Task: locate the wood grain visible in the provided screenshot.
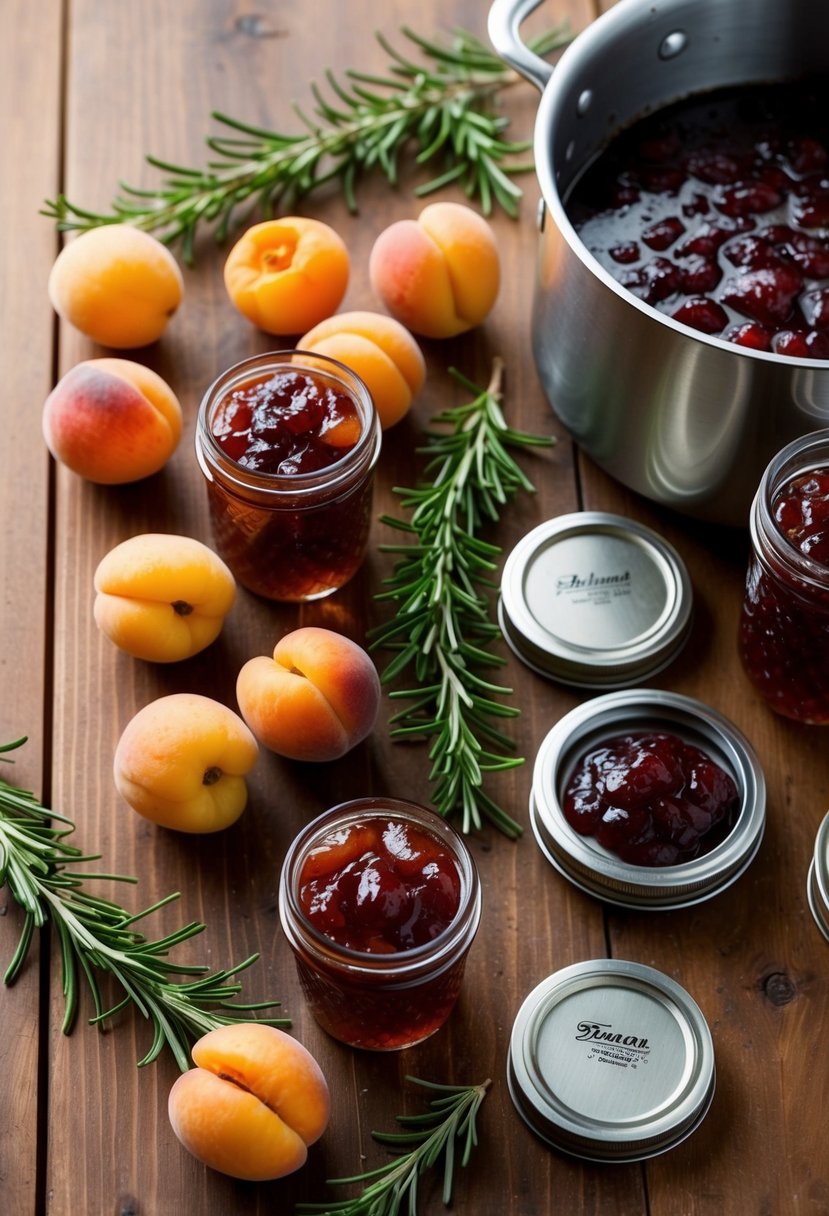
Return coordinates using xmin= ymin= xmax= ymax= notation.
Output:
xmin=3 ymin=0 xmax=828 ymax=1213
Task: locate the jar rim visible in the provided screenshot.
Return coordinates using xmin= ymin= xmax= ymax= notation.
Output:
xmin=751 ymin=428 xmax=829 ymax=593
xmin=278 ymin=797 xmax=482 ymax=978
xmin=196 ymin=349 xmax=381 ymax=499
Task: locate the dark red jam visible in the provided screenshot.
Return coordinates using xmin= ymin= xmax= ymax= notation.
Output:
xmin=562 ymin=731 xmax=739 ymax=866
xmin=203 ymin=366 xmax=376 ymax=601
xmin=298 ymin=819 xmax=461 ymax=954
xmin=739 ymin=466 xmax=829 ymax=722
xmin=212 ymin=368 xmax=362 ymax=473
xmin=567 ymin=76 xmax=829 ymax=358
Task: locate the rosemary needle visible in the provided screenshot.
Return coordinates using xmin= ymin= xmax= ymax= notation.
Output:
xmin=0 ymin=736 xmax=286 ymax=1072
xmin=296 ymin=1076 xmax=491 ymax=1216
xmin=41 ymin=24 xmax=570 ymax=262
xmin=370 ymin=359 xmax=554 ymax=839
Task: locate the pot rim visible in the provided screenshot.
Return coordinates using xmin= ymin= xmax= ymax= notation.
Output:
xmin=525 ymin=0 xmax=829 ymax=369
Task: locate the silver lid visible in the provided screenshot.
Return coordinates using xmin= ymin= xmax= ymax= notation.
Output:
xmin=508 ymin=959 xmax=716 ymax=1162
xmin=531 ymin=690 xmax=766 ymax=910
xmin=807 ymin=810 xmax=829 ymax=943
xmin=498 ymin=513 xmax=693 ymax=688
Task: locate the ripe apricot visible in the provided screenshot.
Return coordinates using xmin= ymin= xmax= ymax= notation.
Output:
xmin=168 ymin=1024 xmax=330 ymax=1181
xmin=42 ymin=358 xmax=182 ymax=484
xmin=236 ymin=626 xmax=381 ymax=762
xmin=94 ymin=533 xmax=236 ymax=662
xmin=369 ymin=201 xmax=500 ymax=338
xmin=47 ymin=224 xmax=183 ymax=348
xmin=224 ymin=217 xmax=349 ymax=335
xmin=298 ymin=310 xmax=426 ymax=429
xmin=114 ymin=693 xmax=258 ymax=833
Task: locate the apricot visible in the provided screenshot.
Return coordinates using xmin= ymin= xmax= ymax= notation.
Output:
xmin=369 ymin=201 xmax=500 ymax=338
xmin=236 ymin=626 xmax=380 ymax=762
xmin=224 ymin=217 xmax=349 ymax=335
xmin=298 ymin=310 xmax=426 ymax=430
xmin=42 ymin=358 xmax=182 ymax=484
xmin=168 ymin=1024 xmax=330 ymax=1181
xmin=47 ymin=224 xmax=183 ymax=348
xmin=114 ymin=693 xmax=258 ymax=833
xmin=94 ymin=533 xmax=236 ymax=663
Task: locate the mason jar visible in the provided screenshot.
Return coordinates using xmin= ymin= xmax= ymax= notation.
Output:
xmin=278 ymin=797 xmax=482 ymax=1051
xmin=739 ymin=430 xmax=829 ymax=723
xmin=195 ymin=351 xmax=380 ymax=602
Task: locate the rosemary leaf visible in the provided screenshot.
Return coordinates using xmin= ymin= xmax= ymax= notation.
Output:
xmin=295 ymin=1076 xmax=490 ymax=1216
xmin=0 ymin=737 xmax=287 ymax=1070
xmin=370 ymin=359 xmax=554 ymax=838
xmin=41 ymin=24 xmax=570 ymax=261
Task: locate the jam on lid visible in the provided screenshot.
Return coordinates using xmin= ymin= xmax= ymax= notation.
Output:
xmin=499 ymin=514 xmax=693 ymax=689
xmin=508 ymin=959 xmax=716 ymax=1162
xmin=530 ymin=690 xmax=766 ymax=909
xmin=807 ymin=809 xmax=829 ymax=943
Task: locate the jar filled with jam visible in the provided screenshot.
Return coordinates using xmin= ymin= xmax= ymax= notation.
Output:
xmin=195 ymin=352 xmax=380 ymax=601
xmin=739 ymin=430 xmax=829 ymax=723
xmin=278 ymin=797 xmax=481 ymax=1050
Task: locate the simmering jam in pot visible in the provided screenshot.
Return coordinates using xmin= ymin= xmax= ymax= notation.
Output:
xmin=740 ymin=435 xmax=829 ymax=722
xmin=279 ymin=800 xmax=481 ymax=1051
xmin=562 ymin=730 xmax=739 ymax=866
xmin=567 ymin=76 xmax=829 ymax=358
xmin=196 ymin=354 xmax=379 ymax=602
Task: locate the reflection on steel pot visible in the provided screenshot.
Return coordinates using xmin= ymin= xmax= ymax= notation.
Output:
xmin=488 ymin=0 xmax=829 ymax=526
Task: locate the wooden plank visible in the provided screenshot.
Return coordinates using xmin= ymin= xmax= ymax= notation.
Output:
xmin=577 ymin=457 xmax=829 ymax=1214
xmin=41 ymin=0 xmax=802 ymax=1213
xmin=0 ymin=2 xmax=63 ymax=1213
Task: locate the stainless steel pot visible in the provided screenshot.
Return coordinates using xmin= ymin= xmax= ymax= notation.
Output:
xmin=489 ymin=0 xmax=829 ymax=526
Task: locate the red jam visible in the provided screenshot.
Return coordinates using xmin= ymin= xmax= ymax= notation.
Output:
xmin=298 ymin=819 xmax=462 ymax=953
xmin=281 ymin=806 xmax=479 ymax=1051
xmin=739 ymin=465 xmax=829 ymax=722
xmin=198 ymin=361 xmax=378 ymax=602
xmin=563 ymin=731 xmax=739 ymax=866
xmin=567 ymin=76 xmax=829 ymax=358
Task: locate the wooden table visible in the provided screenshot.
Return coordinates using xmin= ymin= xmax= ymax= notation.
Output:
xmin=3 ymin=1 xmax=828 ymax=1213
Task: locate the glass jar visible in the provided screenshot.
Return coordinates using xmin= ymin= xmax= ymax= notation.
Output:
xmin=278 ymin=797 xmax=482 ymax=1051
xmin=195 ymin=351 xmax=381 ymax=602
xmin=739 ymin=429 xmax=829 ymax=723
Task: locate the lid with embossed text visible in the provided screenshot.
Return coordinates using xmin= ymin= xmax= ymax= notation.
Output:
xmin=498 ymin=513 xmax=693 ymax=688
xmin=507 ymin=959 xmax=716 ymax=1162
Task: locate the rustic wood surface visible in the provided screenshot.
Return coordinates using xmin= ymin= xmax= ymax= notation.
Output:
xmin=2 ymin=1 xmax=828 ymax=1214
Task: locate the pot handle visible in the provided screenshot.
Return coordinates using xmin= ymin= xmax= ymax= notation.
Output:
xmin=488 ymin=0 xmax=554 ymax=93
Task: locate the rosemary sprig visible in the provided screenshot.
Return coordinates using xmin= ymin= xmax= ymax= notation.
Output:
xmin=370 ymin=359 xmax=553 ymax=839
xmin=0 ymin=736 xmax=286 ymax=1072
xmin=41 ymin=23 xmax=570 ymax=262
xmin=296 ymin=1076 xmax=490 ymax=1216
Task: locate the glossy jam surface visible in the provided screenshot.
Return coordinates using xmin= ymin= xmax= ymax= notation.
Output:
xmin=212 ymin=369 xmax=362 ymax=474
xmin=298 ymin=818 xmax=461 ymax=954
xmin=204 ymin=366 xmax=374 ymax=601
xmin=740 ymin=466 xmax=829 ymax=722
xmin=567 ymin=77 xmax=829 ymax=358
xmin=563 ymin=731 xmax=739 ymax=866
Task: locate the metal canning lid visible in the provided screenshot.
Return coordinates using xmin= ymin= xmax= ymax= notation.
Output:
xmin=530 ymin=689 xmax=766 ymax=910
xmin=807 ymin=810 xmax=829 ymax=942
xmin=507 ymin=959 xmax=716 ymax=1163
xmin=498 ymin=512 xmax=693 ymax=688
